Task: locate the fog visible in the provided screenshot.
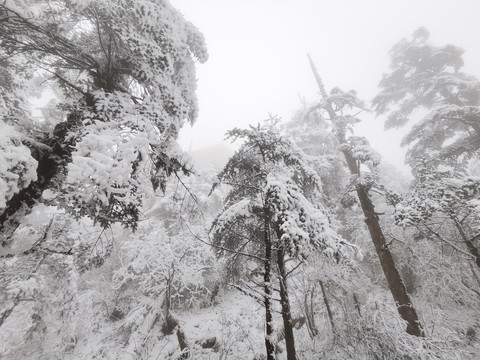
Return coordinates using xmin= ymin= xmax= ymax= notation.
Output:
xmin=173 ymin=0 xmax=480 ymax=174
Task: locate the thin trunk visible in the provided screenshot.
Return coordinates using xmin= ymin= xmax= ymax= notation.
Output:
xmin=461 ymin=237 xmax=480 ymax=270
xmin=0 ymin=254 xmax=45 ymax=328
xmin=276 ymin=248 xmax=297 ymax=360
xmin=451 ymin=216 xmax=480 ymax=270
xmin=176 ymin=327 xmax=189 ymax=359
xmin=0 ymin=295 xmax=21 ymax=328
xmin=0 ymin=222 xmax=50 ymax=327
xmin=319 ymin=280 xmax=335 ymax=334
xmin=162 ymin=263 xmax=178 ymax=335
xmin=308 ymin=54 xmax=424 ymax=337
xmin=263 ymin=213 xmax=276 ymax=360
xmin=304 ymin=289 xmax=319 ymax=338
xmin=353 ymin=293 xmax=362 ymax=317
xmin=469 ymin=263 xmax=480 ymax=289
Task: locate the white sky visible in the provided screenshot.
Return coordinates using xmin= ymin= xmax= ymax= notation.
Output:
xmin=172 ymin=0 xmax=480 ymax=174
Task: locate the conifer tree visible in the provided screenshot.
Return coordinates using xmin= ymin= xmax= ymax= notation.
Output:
xmin=374 ymin=28 xmax=480 ymax=272
xmin=211 ymin=123 xmax=346 ymax=359
xmin=373 ymin=27 xmax=480 ymax=168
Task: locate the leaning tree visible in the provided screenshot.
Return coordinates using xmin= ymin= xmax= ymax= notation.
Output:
xmin=306 ymin=55 xmax=424 ymax=337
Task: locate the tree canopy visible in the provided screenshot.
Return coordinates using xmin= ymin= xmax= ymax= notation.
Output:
xmin=373 ymin=27 xmax=480 ymax=168
xmin=0 ymin=0 xmax=207 ymax=238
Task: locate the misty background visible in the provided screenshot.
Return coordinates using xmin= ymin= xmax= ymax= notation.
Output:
xmin=173 ymin=0 xmax=480 ymax=174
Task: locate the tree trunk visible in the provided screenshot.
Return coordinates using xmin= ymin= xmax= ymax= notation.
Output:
xmin=464 ymin=238 xmax=480 ymax=270
xmin=0 ymin=108 xmax=85 ymax=244
xmin=353 ymin=292 xmax=362 ymax=317
xmin=307 ymin=54 xmax=424 ymax=337
xmin=176 ymin=326 xmax=190 ymax=359
xmin=276 ymin=248 xmax=297 ymax=360
xmin=263 ymin=214 xmax=276 ymax=360
xmin=452 ymin=217 xmax=480 ymax=270
xmin=0 ymin=253 xmax=45 ymax=328
xmin=319 ymin=280 xmax=335 ymax=335
xmin=355 ymin=183 xmax=423 ymax=336
xmin=304 ymin=289 xmax=319 ymax=338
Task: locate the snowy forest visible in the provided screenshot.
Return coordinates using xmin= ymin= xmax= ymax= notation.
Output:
xmin=1 ymin=1 xmax=480 ymax=359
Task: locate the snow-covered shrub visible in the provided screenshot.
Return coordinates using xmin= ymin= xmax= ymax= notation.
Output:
xmin=0 ymin=123 xmax=37 ymax=211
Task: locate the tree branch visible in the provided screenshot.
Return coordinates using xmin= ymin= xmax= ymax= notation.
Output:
xmin=185 ymin=223 xmax=266 ymax=262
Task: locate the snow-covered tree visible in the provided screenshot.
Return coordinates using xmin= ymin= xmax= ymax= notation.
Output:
xmin=371 ymin=30 xmax=480 ymax=351
xmin=0 ymin=209 xmax=115 ymax=358
xmin=0 ymin=0 xmax=207 ymax=242
xmin=395 ymin=161 xmax=480 ymax=270
xmin=374 ymin=26 xmax=480 ymax=300
xmin=373 ymin=27 xmax=480 ymax=169
xmin=211 ymin=123 xmax=346 ymax=360
xmin=0 ymin=164 xmax=224 ymax=359
xmin=0 ymin=123 xmax=38 ymax=212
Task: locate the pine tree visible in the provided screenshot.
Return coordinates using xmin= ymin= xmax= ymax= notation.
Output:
xmin=211 ymin=123 xmax=346 ymax=359
xmin=373 ymin=27 xmax=480 ymax=168
xmin=374 ymin=28 xmax=480 ymax=272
